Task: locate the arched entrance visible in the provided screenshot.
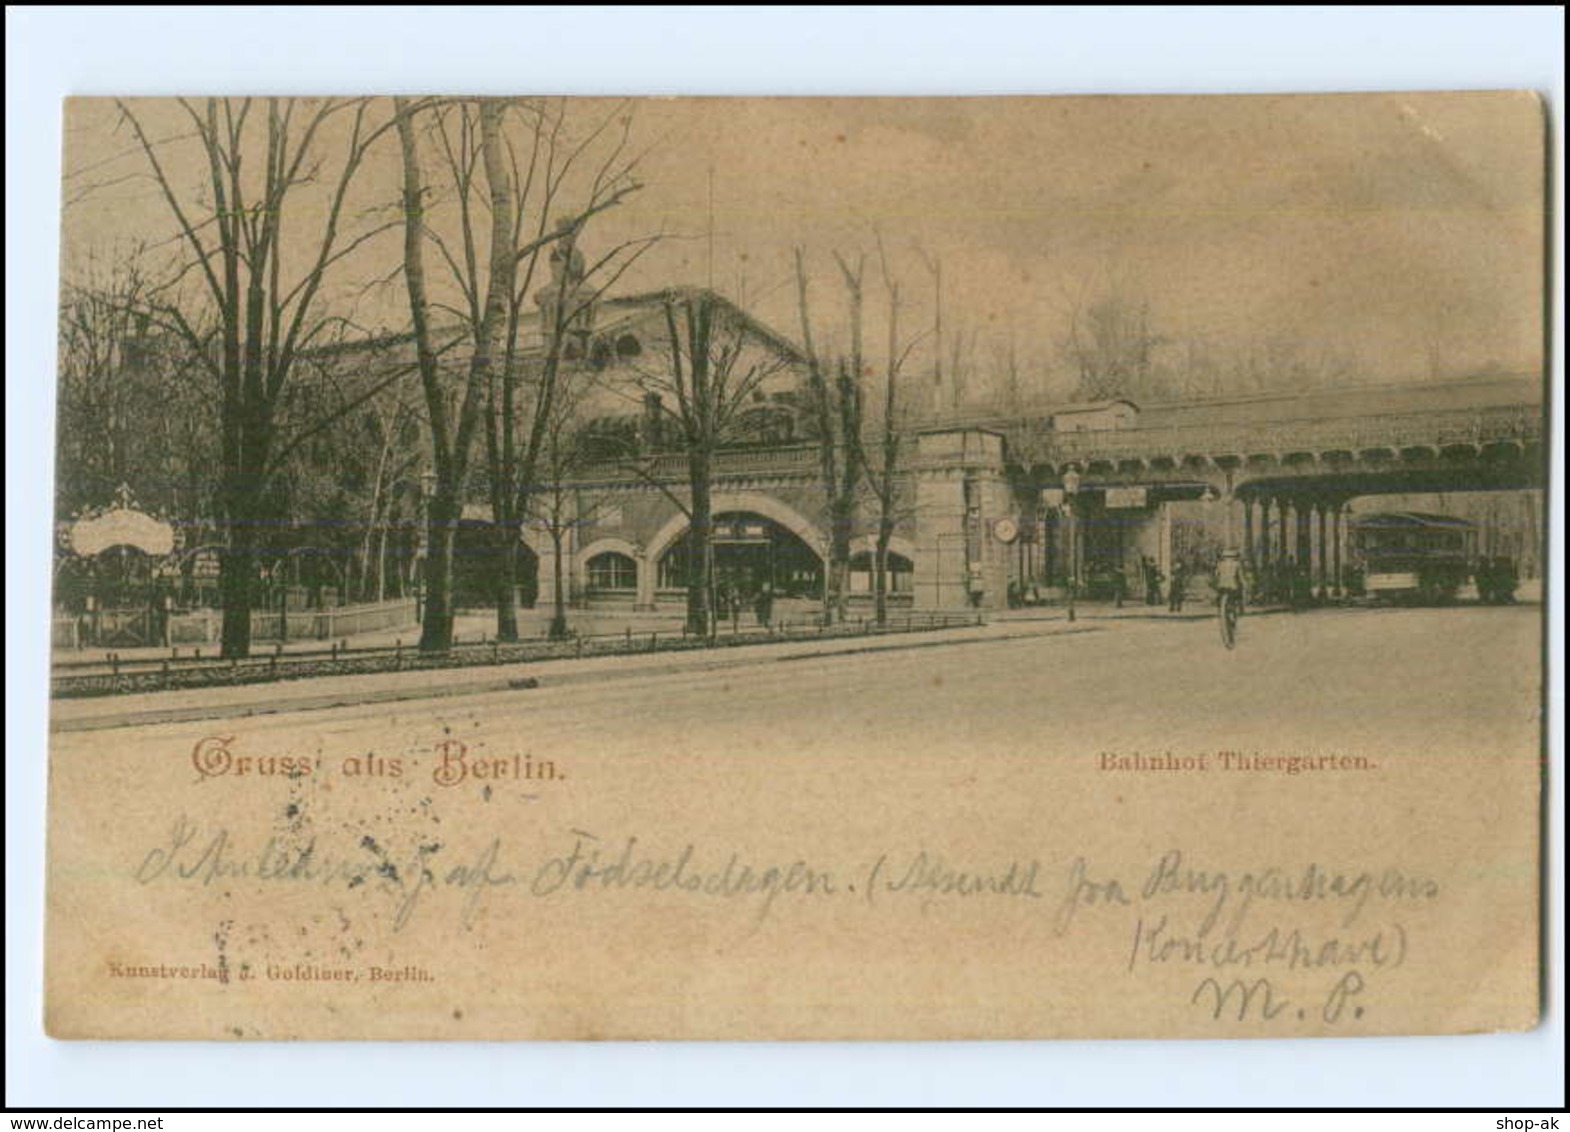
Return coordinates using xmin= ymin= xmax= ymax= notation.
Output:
xmin=450 ymin=519 xmax=539 ymax=610
xmin=657 ymin=511 xmax=825 ymax=603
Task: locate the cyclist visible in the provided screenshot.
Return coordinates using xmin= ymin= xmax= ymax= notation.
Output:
xmin=1214 ymin=549 xmax=1245 ymax=604
xmin=1214 ymin=549 xmax=1245 ymax=647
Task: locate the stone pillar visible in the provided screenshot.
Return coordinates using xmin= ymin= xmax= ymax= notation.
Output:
xmin=1315 ymin=505 xmax=1328 ymax=598
xmin=1074 ymin=499 xmax=1090 ymax=592
xmin=1039 ymin=511 xmax=1056 ymax=584
xmin=1332 ymin=504 xmax=1347 ymax=596
xmin=1308 ymin=502 xmax=1322 ymax=593
xmin=911 ymin=429 xmax=1009 ymax=610
xmin=634 ymin=549 xmax=656 ymax=611
xmin=1158 ymin=502 xmax=1173 ymax=584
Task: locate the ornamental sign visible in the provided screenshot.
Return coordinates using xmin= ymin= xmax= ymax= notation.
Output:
xmin=66 ymin=486 xmax=177 ymax=557
xmin=1104 ymin=486 xmax=1149 ymax=510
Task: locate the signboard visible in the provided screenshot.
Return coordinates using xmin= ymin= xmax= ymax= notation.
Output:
xmin=1104 ymin=486 xmax=1149 ymax=509
xmin=68 ymin=507 xmax=176 ymax=557
xmin=711 ymin=520 xmax=770 ymax=545
xmin=1040 ymin=488 xmax=1065 ymax=508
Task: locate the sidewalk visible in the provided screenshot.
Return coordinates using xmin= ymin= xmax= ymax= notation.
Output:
xmin=51 ymin=615 xmax=1103 ymax=733
xmin=990 ymin=602 xmax=1215 ymax=623
xmin=53 ymin=598 xmax=838 ymax=668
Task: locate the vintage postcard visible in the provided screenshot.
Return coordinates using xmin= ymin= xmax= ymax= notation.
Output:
xmin=45 ymin=92 xmax=1546 ymax=1040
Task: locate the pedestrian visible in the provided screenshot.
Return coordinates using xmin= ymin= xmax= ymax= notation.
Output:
xmin=1167 ymin=560 xmax=1187 ymax=612
xmin=1143 ymin=556 xmax=1163 ymax=606
xmin=754 ymin=583 xmax=774 ymax=629
xmin=1113 ymin=567 xmax=1127 ymax=609
xmin=1496 ymin=557 xmax=1519 ymax=604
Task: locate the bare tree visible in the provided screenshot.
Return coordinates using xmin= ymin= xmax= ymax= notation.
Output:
xmin=114 ymin=97 xmax=414 ymax=656
xmin=1224 ymin=335 xmax=1360 ymax=393
xmin=397 ymin=96 xmax=511 ymax=651
xmin=793 ymin=248 xmax=865 ymax=625
xmin=56 ymin=252 xmax=217 ymax=523
xmin=1059 ymin=285 xmax=1168 ymax=402
xmin=396 ymin=97 xmax=645 ymax=649
xmin=486 ymin=104 xmax=652 ymax=642
xmin=634 ymin=290 xmax=794 ymax=638
xmin=526 ymin=376 xmax=616 ymax=641
xmin=914 ymin=245 xmax=945 ymax=414
xmin=855 ymin=236 xmax=927 ymax=625
xmin=355 ymin=371 xmax=423 ymax=602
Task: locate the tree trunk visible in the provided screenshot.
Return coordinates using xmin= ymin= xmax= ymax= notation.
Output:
xmin=496 ymin=535 xmax=521 ymax=642
xmin=873 ymin=517 xmax=894 ymax=625
xmin=375 ymin=518 xmax=389 ymax=603
xmin=360 ymin=432 xmax=391 ymax=601
xmin=420 ymin=492 xmax=459 ymax=651
xmin=549 ymin=528 xmax=569 ymax=640
xmin=829 ymin=497 xmax=853 ymax=625
xmin=686 ymin=449 xmax=713 ymax=639
xmin=218 ymin=497 xmax=255 ymax=658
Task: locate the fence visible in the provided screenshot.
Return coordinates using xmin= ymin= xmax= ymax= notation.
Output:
xmin=90 ymin=598 xmax=421 ymax=648
xmin=51 ymin=610 xmax=983 ymax=699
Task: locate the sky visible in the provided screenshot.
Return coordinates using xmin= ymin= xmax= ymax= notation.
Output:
xmin=60 ymin=91 xmax=1546 ymax=399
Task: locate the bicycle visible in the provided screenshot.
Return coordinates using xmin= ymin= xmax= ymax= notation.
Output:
xmin=1217 ymin=589 xmax=1241 ymax=649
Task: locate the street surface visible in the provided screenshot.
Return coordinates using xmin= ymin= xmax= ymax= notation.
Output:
xmin=69 ymin=604 xmax=1541 ymax=765
xmin=44 ymin=601 xmax=1545 ymax=1043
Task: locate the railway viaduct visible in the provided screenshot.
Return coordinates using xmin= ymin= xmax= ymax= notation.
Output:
xmin=538 ymin=373 xmax=1544 ymax=612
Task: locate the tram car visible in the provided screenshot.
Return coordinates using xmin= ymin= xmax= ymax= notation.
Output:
xmin=1350 ymin=511 xmax=1476 ymax=604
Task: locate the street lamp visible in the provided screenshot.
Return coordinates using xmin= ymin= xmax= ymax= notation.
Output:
xmin=416 ymin=468 xmax=437 ymax=623
xmin=1062 ymin=466 xmax=1081 ymax=623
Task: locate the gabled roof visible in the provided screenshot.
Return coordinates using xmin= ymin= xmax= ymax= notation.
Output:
xmin=298 ymin=289 xmax=807 ymax=367
xmin=597 ymin=288 xmax=807 ymax=364
xmin=1049 ymin=399 xmax=1139 ymax=415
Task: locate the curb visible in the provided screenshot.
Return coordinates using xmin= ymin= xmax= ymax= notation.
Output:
xmin=50 ymin=621 xmax=1096 ymax=734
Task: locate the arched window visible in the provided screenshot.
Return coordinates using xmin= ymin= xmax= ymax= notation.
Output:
xmin=848 ymin=551 xmax=915 ymax=594
xmin=615 ymin=334 xmax=642 ymax=358
xmin=587 ymin=551 xmax=637 ymax=591
xmin=737 ymin=405 xmax=796 ymax=445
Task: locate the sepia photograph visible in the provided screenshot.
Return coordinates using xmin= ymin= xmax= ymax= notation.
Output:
xmin=39 ymin=87 xmax=1548 ymax=1044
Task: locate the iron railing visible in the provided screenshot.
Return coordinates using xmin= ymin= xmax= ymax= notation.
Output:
xmin=1037 ymin=405 xmax=1541 ymax=466
xmin=50 ymin=610 xmax=984 ymax=698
